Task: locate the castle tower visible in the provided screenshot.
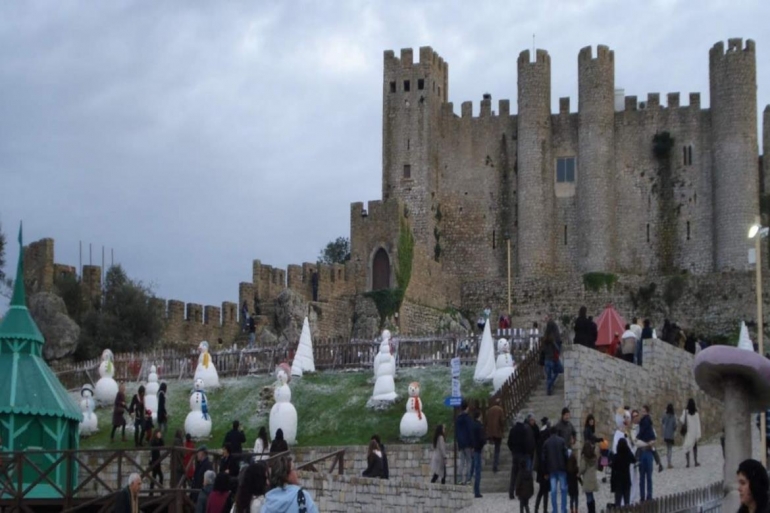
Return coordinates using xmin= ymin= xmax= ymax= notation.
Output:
xmin=516 ymin=49 xmax=553 ymax=275
xmin=764 ymin=105 xmax=770 ymax=193
xmin=577 ymin=45 xmax=616 ymax=272
xmin=710 ymin=39 xmax=759 ymax=270
xmin=382 ymin=47 xmax=448 ymax=245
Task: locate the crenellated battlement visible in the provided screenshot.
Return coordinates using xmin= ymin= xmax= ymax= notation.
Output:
xmin=710 ymin=38 xmax=755 ymax=60
xmin=443 ymin=97 xmax=514 ymax=120
xmin=384 ymin=46 xmax=447 ymax=73
xmin=622 ymin=92 xmax=702 ymax=112
xmin=578 ymin=44 xmax=614 ymax=63
xmin=517 ymin=48 xmax=551 ymax=66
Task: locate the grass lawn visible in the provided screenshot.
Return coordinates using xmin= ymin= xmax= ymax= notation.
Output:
xmin=79 ymin=366 xmax=490 ymax=449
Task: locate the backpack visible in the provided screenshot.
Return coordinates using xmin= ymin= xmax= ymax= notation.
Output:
xmin=297 ymin=488 xmax=308 ymax=513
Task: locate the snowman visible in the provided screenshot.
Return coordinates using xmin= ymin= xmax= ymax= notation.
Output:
xmin=373 ymin=330 xmax=393 ymax=377
xmin=492 ymin=338 xmax=517 ymax=393
xmin=94 ymin=349 xmax=119 ymax=406
xmin=184 ymin=378 xmax=212 ymax=439
xmin=369 ymin=336 xmax=397 ymax=405
xmin=144 ymin=365 xmax=160 ymax=421
xmin=79 ymin=384 xmax=98 ymax=436
xmin=400 ymin=381 xmax=428 ymax=441
xmin=193 ymin=341 xmax=220 ymax=389
xmin=269 ymin=363 xmax=297 ymax=445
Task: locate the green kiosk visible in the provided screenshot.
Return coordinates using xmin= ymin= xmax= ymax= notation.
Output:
xmin=0 ymin=225 xmax=81 ymax=498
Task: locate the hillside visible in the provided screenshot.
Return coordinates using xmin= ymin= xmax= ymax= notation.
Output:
xmin=78 ymin=366 xmax=489 ymax=449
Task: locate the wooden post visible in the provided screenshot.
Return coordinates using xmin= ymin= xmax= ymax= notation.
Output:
xmin=453 ymin=406 xmax=458 ymax=485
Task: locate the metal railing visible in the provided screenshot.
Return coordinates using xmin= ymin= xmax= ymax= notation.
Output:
xmin=602 ymin=481 xmax=723 ymax=513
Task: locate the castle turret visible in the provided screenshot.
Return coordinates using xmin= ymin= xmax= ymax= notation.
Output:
xmin=382 ymin=47 xmax=448 ymax=245
xmin=710 ymin=39 xmax=759 ymax=270
xmin=516 ymin=49 xmax=553 ymax=275
xmin=577 ymin=45 xmax=616 ymax=272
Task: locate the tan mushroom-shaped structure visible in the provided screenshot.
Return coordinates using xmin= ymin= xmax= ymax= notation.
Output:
xmin=694 ymin=340 xmax=770 ymax=512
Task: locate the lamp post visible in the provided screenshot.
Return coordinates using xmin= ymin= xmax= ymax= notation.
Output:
xmin=749 ymin=216 xmax=768 ymax=466
xmin=504 ymin=232 xmax=511 ymax=316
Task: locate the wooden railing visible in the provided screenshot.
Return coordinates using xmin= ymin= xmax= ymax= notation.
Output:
xmin=52 ymin=330 xmax=537 ymax=390
xmin=295 ymin=449 xmax=345 ymax=475
xmin=603 ymin=481 xmax=723 ymax=513
xmin=0 ymin=446 xmax=311 ymax=513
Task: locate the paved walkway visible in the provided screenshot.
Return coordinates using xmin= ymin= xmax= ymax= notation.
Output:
xmin=459 ymin=432 xmax=759 ymax=513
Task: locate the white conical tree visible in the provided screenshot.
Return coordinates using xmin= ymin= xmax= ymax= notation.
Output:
xmin=474 ymin=321 xmax=497 ymax=383
xmin=738 ymin=321 xmax=754 ymax=351
xmin=295 ymin=317 xmax=316 ymax=372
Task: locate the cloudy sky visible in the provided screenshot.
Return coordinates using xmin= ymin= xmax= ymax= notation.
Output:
xmin=1 ymin=0 xmax=768 ymax=312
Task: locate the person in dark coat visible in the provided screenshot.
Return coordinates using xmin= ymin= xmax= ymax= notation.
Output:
xmin=553 ymin=408 xmax=577 ymax=444
xmin=128 ymin=386 xmax=146 ymax=447
xmin=588 ymin=316 xmax=598 ymax=349
xmin=737 ymin=458 xmax=770 ymax=513
xmin=157 ymin=382 xmax=168 ymax=435
xmin=114 ymin=473 xmax=142 ymax=513
xmin=269 ymin=429 xmax=289 ymax=455
xmin=111 ymin=382 xmax=128 ymax=442
xmin=191 ymin=447 xmax=213 ymax=503
xmin=515 ymin=457 xmax=535 ymax=513
xmin=471 ymin=410 xmax=486 ymax=499
xmin=455 ymin=400 xmax=473 ymax=485
xmin=150 ymin=429 xmax=164 ymax=490
xmin=573 ymin=306 xmax=594 ymax=348
xmin=583 ymin=415 xmax=603 ymax=444
xmin=534 ymin=421 xmax=552 ymax=513
xmin=566 ymin=437 xmax=579 ymax=513
xmin=223 ymin=421 xmax=246 ymax=457
xmin=508 ymin=414 xmax=536 ymax=500
xmin=372 ymin=434 xmax=389 ymax=479
xmin=611 ymin=438 xmax=636 ymax=507
xmin=543 ymin=429 xmax=569 ymax=513
xmin=362 ymin=439 xmax=384 ymax=478
xmin=219 ymin=444 xmax=240 ymax=478
xmin=486 ymin=398 xmax=506 ymax=472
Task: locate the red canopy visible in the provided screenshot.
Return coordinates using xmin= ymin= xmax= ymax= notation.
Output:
xmin=595 ymin=305 xmax=626 ymax=348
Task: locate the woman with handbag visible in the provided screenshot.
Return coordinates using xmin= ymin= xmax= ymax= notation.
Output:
xmin=680 ymin=398 xmax=702 ymax=468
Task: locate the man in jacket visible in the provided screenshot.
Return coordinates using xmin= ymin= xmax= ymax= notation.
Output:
xmin=455 ymin=400 xmax=473 ymax=485
xmin=190 ymin=447 xmax=213 ymax=503
xmin=621 ymin=324 xmax=637 ymax=364
xmin=485 ymin=398 xmax=505 ymax=472
xmin=223 ymin=420 xmax=246 ymax=457
xmin=114 ymin=473 xmax=141 ymax=513
xmin=553 ymin=408 xmax=577 ymax=444
xmin=507 ymin=413 xmax=535 ymax=500
xmin=543 ymin=429 xmax=568 ymax=513
xmin=636 ymin=405 xmax=657 ymax=501
xmin=471 ymin=409 xmax=486 ymax=498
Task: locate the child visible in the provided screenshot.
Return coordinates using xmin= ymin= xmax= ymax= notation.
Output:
xmin=566 ymin=436 xmax=580 ymax=513
xmin=515 ymin=458 xmax=534 ymax=513
xmin=579 ymin=441 xmax=599 ymax=513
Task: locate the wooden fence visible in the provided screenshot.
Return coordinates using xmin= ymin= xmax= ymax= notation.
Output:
xmin=0 ymin=446 xmax=342 ymax=513
xmin=52 ymin=330 xmax=537 ymax=390
xmin=602 ymin=481 xmax=723 ymax=513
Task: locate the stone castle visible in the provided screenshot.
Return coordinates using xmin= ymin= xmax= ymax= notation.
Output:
xmin=22 ymin=38 xmax=770 ymax=348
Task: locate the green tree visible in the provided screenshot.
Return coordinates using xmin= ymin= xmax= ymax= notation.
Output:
xmin=318 ymin=236 xmax=350 ymax=265
xmin=0 ymin=223 xmax=12 ymax=300
xmin=74 ymin=264 xmax=163 ymax=360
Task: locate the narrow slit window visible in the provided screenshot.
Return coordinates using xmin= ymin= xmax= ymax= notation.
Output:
xmin=407 ymin=139 xmax=410 ymax=150
xmin=688 ymin=145 xmax=693 ymax=165
xmin=564 ymin=225 xmax=568 ymax=245
xmin=492 ymin=230 xmax=496 ymax=249
xmin=403 ymin=164 xmax=411 ymax=179
xmin=389 ymin=81 xmax=396 ymax=93
xmin=433 ymin=81 xmax=436 ymax=92
xmin=418 ymin=79 xmax=425 ymax=90
xmin=438 ymin=86 xmax=441 ymax=98
xmin=683 ymin=146 xmax=687 ymax=165
xmin=646 ymin=224 xmax=650 ymax=243
xmin=686 ymin=221 xmax=691 ymax=240
xmin=403 ymin=80 xmax=410 ymax=92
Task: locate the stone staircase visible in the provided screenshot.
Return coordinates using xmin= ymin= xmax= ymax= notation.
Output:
xmin=478 ymin=373 xmax=565 ymax=494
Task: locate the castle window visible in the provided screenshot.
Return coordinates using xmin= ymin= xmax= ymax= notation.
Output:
xmin=687 ymin=221 xmax=691 ymax=240
xmin=404 ymin=80 xmax=411 ymax=92
xmin=646 ymin=224 xmax=650 ymax=243
xmin=438 ymin=86 xmax=441 ymax=98
xmin=403 ymin=164 xmax=411 ymax=179
xmin=564 ymin=225 xmax=568 ymax=245
xmin=492 ymin=230 xmax=496 ymax=249
xmin=407 ymin=139 xmax=410 ymax=150
xmin=433 ymin=81 xmax=436 ymax=92
xmin=683 ymin=145 xmax=693 ymax=165
xmin=389 ymin=81 xmax=396 ymax=93
xmin=556 ymin=157 xmax=576 ymax=183
xmin=418 ymin=79 xmax=425 ymax=90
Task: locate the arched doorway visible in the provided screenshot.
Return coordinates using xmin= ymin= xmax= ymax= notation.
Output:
xmin=372 ymin=248 xmax=391 ymax=290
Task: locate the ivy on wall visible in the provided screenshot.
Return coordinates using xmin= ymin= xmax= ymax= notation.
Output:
xmin=582 ymin=272 xmax=618 ymax=292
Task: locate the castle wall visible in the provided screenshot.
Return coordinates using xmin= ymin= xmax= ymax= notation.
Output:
xmin=23 ymin=238 xmax=54 ymax=294
xmin=435 ymin=100 xmax=515 ymax=283
xmin=763 ymin=106 xmax=769 ymax=192
xmin=551 ymin=104 xmax=580 ymax=273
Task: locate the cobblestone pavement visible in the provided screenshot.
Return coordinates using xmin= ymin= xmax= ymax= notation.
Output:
xmin=459 ymin=432 xmax=760 ymax=513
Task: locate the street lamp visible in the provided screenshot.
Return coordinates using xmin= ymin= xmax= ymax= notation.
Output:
xmin=504 ymin=231 xmax=511 ymax=316
xmin=749 ymin=216 xmax=769 ymax=466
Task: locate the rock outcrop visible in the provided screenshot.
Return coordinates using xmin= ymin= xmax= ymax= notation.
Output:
xmin=29 ymin=292 xmax=80 ymax=360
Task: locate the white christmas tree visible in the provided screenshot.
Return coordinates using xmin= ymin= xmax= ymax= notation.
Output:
xmin=474 ymin=321 xmax=497 ymax=383
xmin=294 ymin=317 xmax=316 ymax=373
xmin=738 ymin=321 xmax=754 ymax=351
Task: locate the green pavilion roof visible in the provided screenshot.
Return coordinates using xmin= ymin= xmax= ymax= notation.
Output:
xmin=0 ymin=225 xmax=80 ymax=422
